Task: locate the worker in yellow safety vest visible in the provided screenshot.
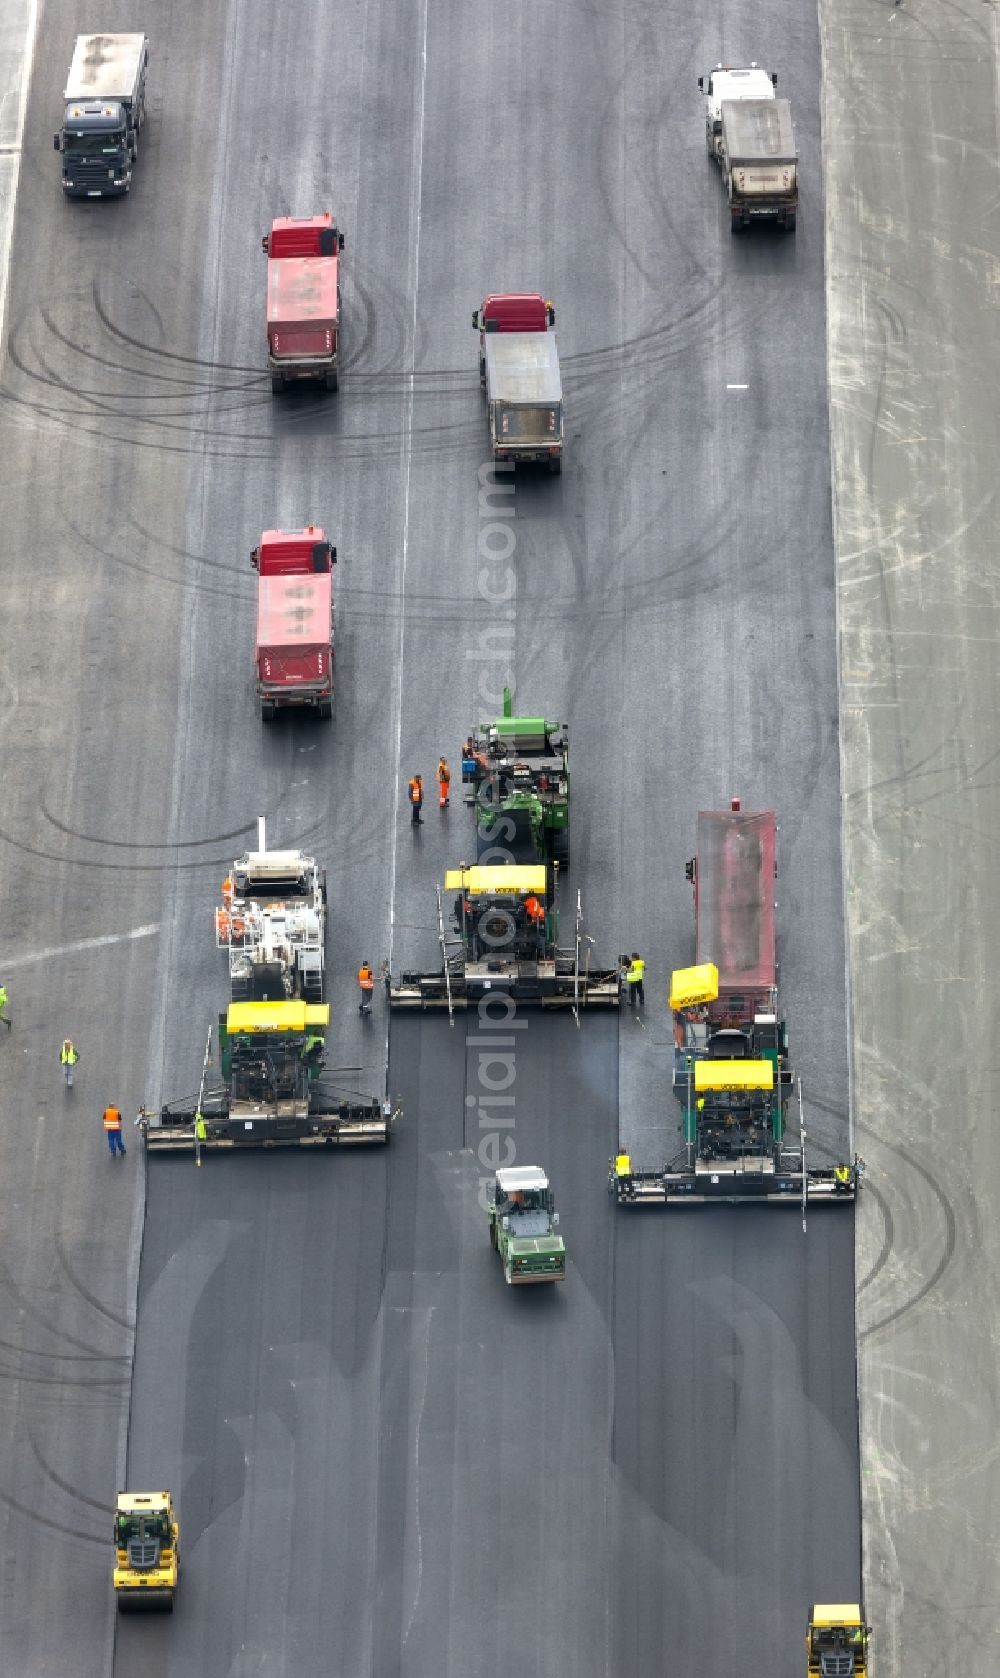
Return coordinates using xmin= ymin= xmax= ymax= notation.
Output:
xmin=613 ymin=1153 xmax=635 ymax=1199
xmin=626 ymin=953 xmax=645 ymax=1007
xmin=60 ymin=1039 xmax=80 ymax=1087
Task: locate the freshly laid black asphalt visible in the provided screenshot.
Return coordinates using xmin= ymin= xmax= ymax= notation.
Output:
xmin=0 ymin=0 xmax=863 ymax=1674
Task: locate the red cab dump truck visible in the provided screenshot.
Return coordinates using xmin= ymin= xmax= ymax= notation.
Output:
xmin=472 ymin=293 xmax=564 ymax=472
xmin=262 ymin=215 xmax=345 ymax=394
xmin=251 ymin=528 xmax=336 ymax=720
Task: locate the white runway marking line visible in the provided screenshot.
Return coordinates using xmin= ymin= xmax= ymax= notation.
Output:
xmin=387 ymin=0 xmax=430 ymax=967
xmin=4 ymin=924 xmax=161 ymax=968
xmin=726 ymin=382 xmax=749 ymax=390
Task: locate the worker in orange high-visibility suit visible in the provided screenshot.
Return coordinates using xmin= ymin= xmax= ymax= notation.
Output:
xmin=437 ymin=758 xmax=451 ymax=809
xmin=408 ymin=775 xmax=423 ymax=824
xmin=103 ymin=1105 xmax=126 ymax=1158
xmin=524 ymin=895 xmax=546 ymax=927
xmin=357 ymin=961 xmax=375 ymax=1015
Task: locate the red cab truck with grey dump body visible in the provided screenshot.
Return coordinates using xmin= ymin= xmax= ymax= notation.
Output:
xmin=262 ymin=216 xmax=345 ymax=393
xmin=472 ymin=293 xmax=564 ymax=473
xmin=251 ymin=528 xmax=336 ymax=720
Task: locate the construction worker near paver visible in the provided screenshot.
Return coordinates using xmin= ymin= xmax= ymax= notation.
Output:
xmin=357 ymin=961 xmax=375 ymax=1015
xmin=300 ymin=1031 xmax=325 ymax=1070
xmin=194 ymin=1110 xmax=208 ymax=1165
xmin=103 ymin=1105 xmax=126 ymax=1158
xmin=408 ymin=774 xmax=423 ymax=824
xmin=0 ymin=984 xmax=10 ymax=1030
xmin=437 ymin=757 xmax=451 ymax=809
xmin=626 ymin=952 xmax=645 ymax=1007
xmin=614 ymin=1153 xmax=635 ymax=1199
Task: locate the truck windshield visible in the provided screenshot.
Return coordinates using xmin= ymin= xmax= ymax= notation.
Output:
xmin=64 ymin=132 xmax=124 ymax=156
xmin=499 ymin=406 xmax=562 ymax=441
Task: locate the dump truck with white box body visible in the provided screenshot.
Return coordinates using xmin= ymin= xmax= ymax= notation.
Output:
xmin=697 ymin=63 xmax=797 ymax=231
xmin=54 ymin=34 xmax=148 ymax=198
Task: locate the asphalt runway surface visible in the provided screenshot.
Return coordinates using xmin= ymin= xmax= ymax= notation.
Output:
xmin=0 ymin=0 xmax=861 ymax=1673
xmin=822 ymin=0 xmax=1000 ymax=1672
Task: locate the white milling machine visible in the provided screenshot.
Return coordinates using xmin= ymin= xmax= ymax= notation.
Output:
xmin=215 ymin=818 xmax=327 ymax=1001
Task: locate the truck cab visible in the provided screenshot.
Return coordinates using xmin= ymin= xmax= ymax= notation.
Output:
xmin=251 ymin=527 xmax=336 ymax=575
xmin=56 ymin=102 xmax=132 ymax=194
xmin=697 ymin=62 xmax=777 ymax=160
xmin=488 ymin=1166 xmax=565 ymax=1284
xmin=472 ymin=293 xmax=563 ymax=473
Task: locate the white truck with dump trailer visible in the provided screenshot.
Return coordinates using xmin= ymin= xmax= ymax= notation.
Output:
xmin=697 ymin=64 xmax=797 ymax=232
xmin=54 ymin=34 xmax=148 ymax=199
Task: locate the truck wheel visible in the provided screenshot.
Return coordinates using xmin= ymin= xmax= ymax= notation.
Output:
xmin=318 ymin=699 xmax=333 ymax=720
xmin=548 ymin=456 xmax=561 ymax=475
xmin=261 ymin=701 xmax=275 ymax=722
xmin=271 ymin=375 xmax=284 ymax=395
xmin=325 ymin=371 xmax=339 ymax=393
xmin=131 ymin=135 xmax=139 ymax=163
xmin=784 ymin=214 xmax=796 ymax=233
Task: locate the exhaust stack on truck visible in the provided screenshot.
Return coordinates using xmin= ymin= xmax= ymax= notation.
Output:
xmin=54 ymin=33 xmax=148 ymax=198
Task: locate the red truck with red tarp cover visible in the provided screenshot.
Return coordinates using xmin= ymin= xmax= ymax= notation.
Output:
xmin=251 ymin=527 xmax=336 ymax=720
xmin=263 ymin=215 xmax=345 ymax=394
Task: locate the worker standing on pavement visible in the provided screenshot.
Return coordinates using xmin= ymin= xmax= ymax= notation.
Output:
xmin=437 ymin=757 xmax=451 ymax=808
xmin=408 ymin=774 xmax=424 ymax=824
xmin=357 ymin=961 xmax=375 ymax=1015
xmin=103 ymin=1105 xmax=126 ymax=1158
xmin=0 ymin=983 xmax=11 ymax=1030
xmin=60 ymin=1039 xmax=80 ymax=1086
xmin=626 ymin=952 xmax=645 ymax=1007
